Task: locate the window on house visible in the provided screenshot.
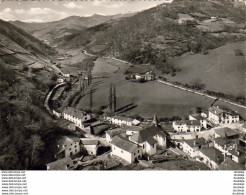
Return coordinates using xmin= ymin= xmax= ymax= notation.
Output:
xmin=75 ymin=149 xmax=77 ymax=153
xmin=138 ymin=150 xmax=139 ymax=153
xmin=143 ymin=145 xmax=144 ymax=149
xmin=74 ymin=145 xmax=77 ymax=148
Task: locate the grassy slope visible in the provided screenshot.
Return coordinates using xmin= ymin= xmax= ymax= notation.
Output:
xmin=167 ymin=41 xmax=246 ymax=97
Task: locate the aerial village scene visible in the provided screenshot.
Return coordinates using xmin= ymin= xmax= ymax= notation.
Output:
xmin=0 ymin=0 xmax=245 ymax=171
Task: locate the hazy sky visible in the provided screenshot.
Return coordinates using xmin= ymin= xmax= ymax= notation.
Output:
xmin=0 ymin=0 xmax=172 ymax=23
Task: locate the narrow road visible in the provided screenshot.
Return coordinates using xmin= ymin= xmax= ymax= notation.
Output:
xmin=44 ymin=82 xmax=66 ymax=115
xmin=157 ymin=79 xmax=246 ymax=109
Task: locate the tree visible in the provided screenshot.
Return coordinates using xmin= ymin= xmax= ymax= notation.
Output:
xmin=89 ymin=86 xmax=93 ymax=110
xmin=27 ymin=135 xmax=45 ymax=166
xmin=108 ymin=83 xmax=113 ymax=112
xmin=190 ymin=78 xmax=206 ymax=90
xmin=112 ymin=83 xmax=117 ymax=112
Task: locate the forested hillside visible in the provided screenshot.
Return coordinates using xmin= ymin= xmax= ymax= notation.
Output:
xmin=0 ymin=20 xmax=71 ymax=170
xmin=59 ymin=0 xmax=246 ymax=74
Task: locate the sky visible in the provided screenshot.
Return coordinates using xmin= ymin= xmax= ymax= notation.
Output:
xmin=0 ymin=0 xmax=172 ymax=23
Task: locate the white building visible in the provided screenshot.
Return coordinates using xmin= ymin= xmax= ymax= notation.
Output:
xmin=55 ymin=136 xmax=81 ymax=159
xmin=182 ymin=138 xmax=208 ymax=158
xmin=189 ymin=113 xmax=208 ymax=129
xmin=107 ymin=116 xmax=140 ymax=127
xmin=129 ymin=126 xmax=166 ymax=156
xmin=57 ymin=78 xmax=64 ymax=83
xmin=63 ymin=107 xmax=91 ymax=129
xmin=110 ymin=135 xmax=143 ymax=164
xmin=80 ymin=139 xmax=99 ymax=156
xmin=208 ymin=106 xmax=240 ymax=125
xmin=172 ymin=120 xmax=201 ymax=132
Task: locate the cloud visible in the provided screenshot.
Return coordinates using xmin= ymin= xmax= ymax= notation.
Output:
xmin=2 ymin=8 xmax=12 ymax=13
xmin=0 ymin=7 xmax=70 ymax=22
xmin=63 ymin=2 xmax=85 ymax=9
xmin=23 ymin=18 xmax=45 ymax=23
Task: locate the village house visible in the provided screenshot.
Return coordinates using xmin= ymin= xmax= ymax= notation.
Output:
xmin=198 ymin=147 xmax=224 ymax=170
xmin=135 ymin=71 xmax=155 ymax=81
xmin=214 ymin=127 xmax=240 ymax=139
xmin=80 ymin=139 xmax=99 ymax=156
xmin=107 ymin=116 xmax=140 ymax=127
xmin=110 ymin=135 xmax=143 ymax=164
xmin=182 ymin=138 xmax=208 ymax=158
xmin=80 ymin=118 xmax=99 ymax=133
xmin=189 ymin=113 xmax=208 ymax=129
xmin=213 ymin=137 xmax=237 ymax=155
xmin=63 ymin=107 xmax=91 ymax=129
xmin=218 ymin=158 xmax=244 ymax=170
xmin=57 ymin=77 xmax=64 ymax=83
xmin=46 ymin=157 xmax=74 ymax=170
xmin=208 ymin=106 xmax=240 ymax=125
xmin=227 ymin=146 xmax=246 ymax=165
xmin=129 ymin=125 xmax=167 ymax=156
xmin=172 ymin=120 xmax=201 ymax=132
xmin=105 ymin=128 xmax=126 ymax=144
xmin=123 ymin=126 xmax=143 ymax=136
xmin=55 ymin=136 xmax=81 ymax=159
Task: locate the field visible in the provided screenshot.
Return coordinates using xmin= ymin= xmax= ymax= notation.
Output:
xmin=73 ymin=57 xmax=245 ymax=119
xmin=167 ymin=41 xmax=245 ymax=97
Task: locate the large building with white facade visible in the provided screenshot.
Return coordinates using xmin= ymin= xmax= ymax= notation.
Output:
xmin=208 ymin=106 xmax=240 ymax=125
xmin=172 ymin=120 xmax=201 ymax=132
xmin=63 ymin=107 xmax=91 ymax=129
xmin=110 ymin=135 xmax=143 ymax=164
xmin=129 ymin=126 xmax=167 ymax=156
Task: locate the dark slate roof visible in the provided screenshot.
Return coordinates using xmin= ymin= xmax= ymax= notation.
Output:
xmin=106 ymin=128 xmax=126 ymax=137
xmin=214 ymin=128 xmax=240 ymax=138
xmin=112 ymin=116 xmax=133 ymax=122
xmin=146 ymin=137 xmax=157 ymax=145
xmin=209 ymin=106 xmax=238 ymax=116
xmin=184 ymin=138 xmax=207 ymax=148
xmin=200 ymin=147 xmax=224 ymax=165
xmin=81 ymin=139 xmax=98 ymax=145
xmin=214 ymin=138 xmax=237 ymax=150
xmin=56 ymin=136 xmax=80 ymax=155
xmin=122 ymin=126 xmax=143 ymax=132
xmin=219 ymin=158 xmax=244 ymax=170
xmin=111 ymin=135 xmax=138 ymax=153
xmin=130 ymin=125 xmax=166 ymax=143
xmin=46 ymin=158 xmax=73 ymax=170
xmin=63 ymin=107 xmax=88 ymax=119
xmin=173 ymin=120 xmax=200 ymax=126
xmin=190 ymin=113 xmax=206 ymax=120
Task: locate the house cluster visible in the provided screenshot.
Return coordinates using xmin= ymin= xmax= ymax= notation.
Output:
xmin=172 ymin=106 xmax=241 ymax=133
xmin=47 ymin=103 xmax=244 ymax=170
xmin=63 ymin=107 xmax=110 ymax=135
xmin=105 ymin=116 xmax=167 ymax=164
xmin=126 ymin=71 xmax=155 ymax=82
xmin=106 ymin=115 xmax=141 ymax=127
xmin=179 ymin=127 xmax=245 ymax=170
xmin=46 ymin=135 xmax=99 ymax=170
xmin=172 ymin=112 xmax=208 ymax=132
